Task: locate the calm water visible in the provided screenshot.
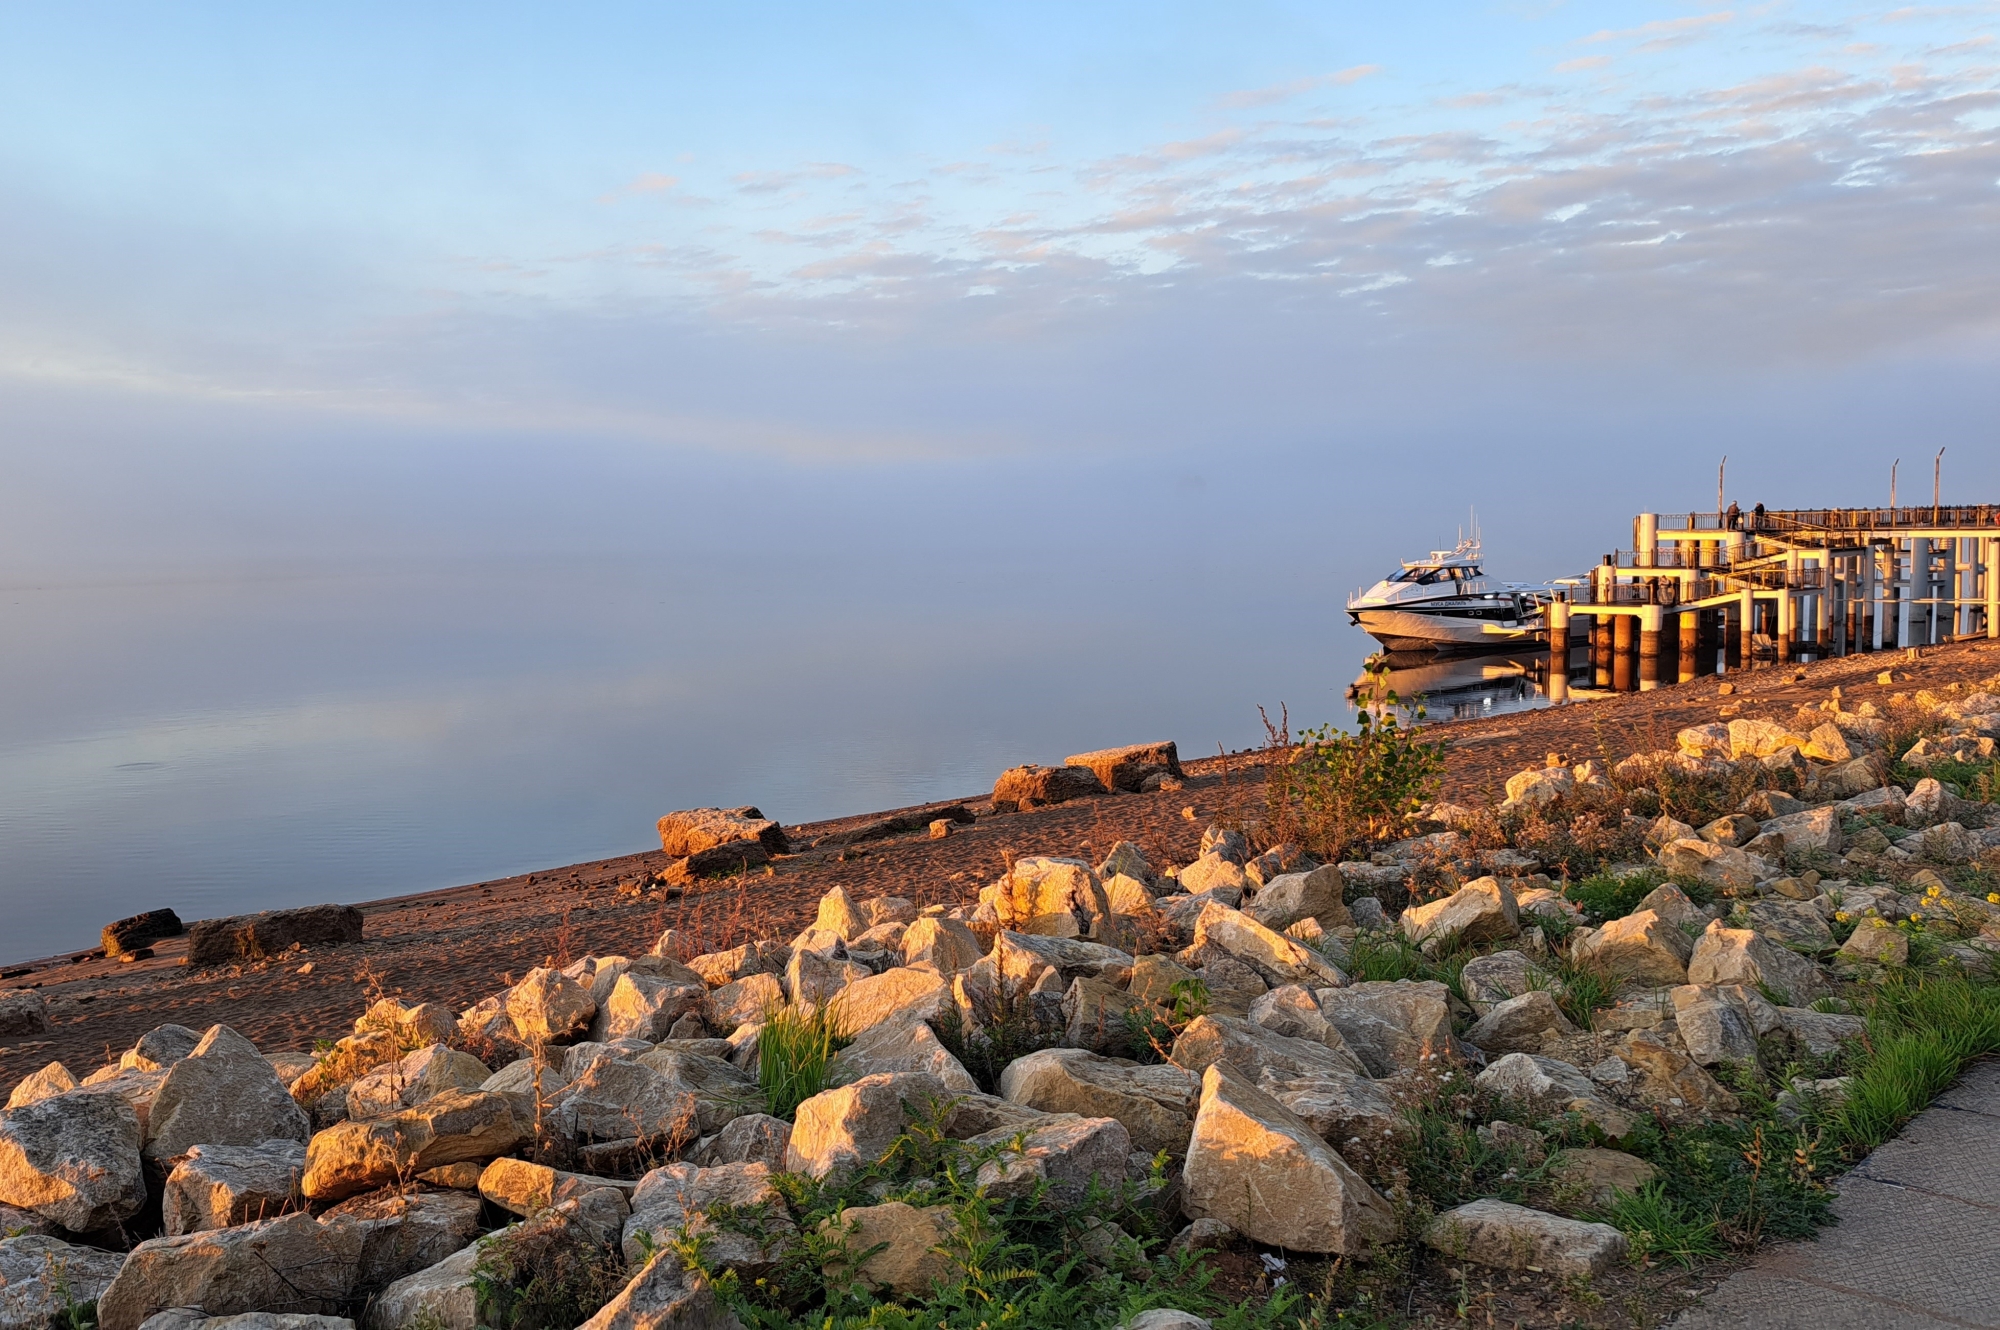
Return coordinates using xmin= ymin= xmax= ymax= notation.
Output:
xmin=1 ymin=554 xmax=1386 ymax=963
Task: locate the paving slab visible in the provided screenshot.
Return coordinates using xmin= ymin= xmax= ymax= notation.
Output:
xmin=1674 ymin=1056 xmax=2000 ymax=1330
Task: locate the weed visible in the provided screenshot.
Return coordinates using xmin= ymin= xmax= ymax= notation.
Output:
xmin=1263 ymin=671 xmax=1446 ymax=863
xmin=1597 ymin=1183 xmax=1723 ymax=1268
xmin=758 ymin=1002 xmax=851 ymax=1121
xmin=934 ymin=980 xmax=1066 ymax=1094
xmin=1836 ymin=973 xmax=2000 ymax=1150
xmin=471 ymin=1219 xmax=628 ymax=1330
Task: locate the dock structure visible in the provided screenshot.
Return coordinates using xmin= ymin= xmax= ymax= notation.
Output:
xmin=1546 ymin=505 xmax=2000 ymax=703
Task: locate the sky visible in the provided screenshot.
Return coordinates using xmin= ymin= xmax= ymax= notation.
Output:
xmin=2 ymin=0 xmax=1997 ymax=582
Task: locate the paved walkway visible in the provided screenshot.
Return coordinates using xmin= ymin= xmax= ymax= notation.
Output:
xmin=1673 ymin=1057 xmax=2000 ymax=1329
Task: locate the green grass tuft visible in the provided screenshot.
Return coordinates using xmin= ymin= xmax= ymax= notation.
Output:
xmin=759 ymin=1001 xmax=852 ymax=1121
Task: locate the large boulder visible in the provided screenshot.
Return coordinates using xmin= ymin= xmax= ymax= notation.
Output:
xmin=301 ymin=1091 xmax=523 ymax=1202
xmin=819 ymin=1201 xmax=958 ymax=1297
xmin=1171 ymin=1015 xmax=1369 ymax=1082
xmin=988 ymin=858 xmax=1111 ymax=938
xmin=562 ymin=1049 xmax=757 ymax=1141
xmin=579 ymin=1251 xmax=740 ymax=1330
xmin=622 ymin=1161 xmax=792 ymax=1270
xmin=1315 ymin=981 xmax=1457 ymax=1077
xmin=362 ymin=1240 xmax=482 ymax=1330
xmin=1669 ymin=986 xmax=1760 ymax=1070
xmin=692 ymin=1114 xmax=791 ymax=1170
xmin=1571 ymin=910 xmax=1693 ymax=987
xmin=829 ymin=1019 xmax=977 ymax=1093
xmin=145 ymin=1025 xmax=311 ymax=1161
xmin=1424 ymin=1199 xmax=1626 ymax=1277
xmin=1474 ymin=1055 xmax=1635 ymax=1139
xmin=707 ymin=973 xmax=785 ymax=1034
xmin=164 ymin=1140 xmax=307 ymax=1235
xmin=1401 ymin=877 xmax=1518 ymax=946
xmin=1245 ymin=866 xmax=1350 ymax=931
xmin=1185 ymin=903 xmax=1346 ymax=988
xmin=1256 ymin=1068 xmax=1405 ymax=1147
xmin=102 ymin=908 xmax=185 ymax=958
xmin=1060 ymin=976 xmax=1156 ymax=1054
xmin=1763 ymin=807 xmax=1843 ymax=856
xmin=1464 ymin=991 xmax=1577 ymax=1055
xmin=591 ymin=972 xmax=708 ymax=1043
xmin=1458 ymin=951 xmax=1548 ymax=1016
xmin=991 ymin=933 xmax=1133 ymax=988
xmin=1246 ymin=985 xmax=1347 ymax=1049
xmin=5 ymin=1062 xmax=77 ymax=1111
xmin=185 ymin=906 xmax=364 ymax=967
xmin=657 ymin=807 xmax=788 ymax=860
xmin=999 ymin=1049 xmax=1197 ymax=1157
xmin=900 ymin=916 xmax=984 ymax=975
xmin=96 ymin=1212 xmax=364 ymax=1330
xmin=0 ymin=1234 xmax=126 ymax=1327
xmin=786 ymin=1073 xmax=951 ymax=1179
xmin=1687 ymin=920 xmax=1825 ymax=1004
xmin=1728 ymin=719 xmax=1808 ymax=759
xmin=1656 ymin=839 xmax=1773 ymax=894
xmin=0 ymin=1089 xmax=147 ymax=1232
xmin=1180 ymin=1065 xmax=1394 ymax=1254
xmin=828 ymin=967 xmax=952 ymax=1037
xmin=1065 ymin=742 xmax=1183 ymax=792
xmin=322 ymin=1188 xmax=486 ymax=1302
xmin=968 ymin=1116 xmax=1132 ymax=1204
xmin=346 ymin=1045 xmax=492 ymax=1122
xmin=990 ymin=765 xmax=1106 ymax=812
xmin=504 ymin=968 xmax=596 ymax=1045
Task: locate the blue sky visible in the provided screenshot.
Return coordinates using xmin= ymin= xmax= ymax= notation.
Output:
xmin=2 ymin=2 xmax=1998 ymax=568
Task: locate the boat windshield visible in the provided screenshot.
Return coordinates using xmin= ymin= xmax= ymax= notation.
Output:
xmin=1391 ymin=565 xmax=1480 ymax=584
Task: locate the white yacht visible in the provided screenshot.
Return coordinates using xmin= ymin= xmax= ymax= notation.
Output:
xmin=1346 ymin=539 xmax=1552 ymax=654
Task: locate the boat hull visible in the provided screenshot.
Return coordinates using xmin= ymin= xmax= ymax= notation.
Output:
xmin=1353 ymin=607 xmax=1540 ymax=654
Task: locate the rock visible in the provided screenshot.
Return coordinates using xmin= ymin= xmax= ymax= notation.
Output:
xmin=1744 ymin=899 xmax=1835 ymax=949
xmin=1180 ymin=1064 xmax=1394 ymax=1254
xmin=819 ymin=1201 xmax=958 ymax=1296
xmin=0 ymin=1088 xmax=147 ymax=1232
xmin=622 ymin=1161 xmax=791 ymax=1271
xmin=1348 ymin=896 xmax=1392 ymax=931
xmin=1698 ymin=814 xmax=1760 ymax=848
xmin=184 ymin=906 xmax=364 ymax=967
xmin=0 ymin=1234 xmax=126 ymax=1327
xmin=1065 ymin=742 xmax=1183 ymax=793
xmin=477 ymin=1057 xmax=567 ymax=1127
xmin=786 ymin=948 xmax=871 ymax=1008
xmin=1424 ymin=1199 xmax=1626 ymax=1278
xmin=102 ymin=908 xmax=185 ymax=958
xmin=1688 ymin=920 xmax=1825 ymax=1004
xmin=1256 ymin=1069 xmax=1404 ymax=1148
xmin=1741 ymin=790 xmax=1808 ymax=819
xmin=0 ymin=995 xmax=49 ymax=1041
xmin=352 ymin=999 xmax=458 ymax=1051
xmin=1186 ymin=902 xmax=1345 ymax=988
xmin=5 ymin=1062 xmax=77 ymax=1111
xmin=1000 ymin=1049 xmax=1197 ymax=1157
xmin=829 ymin=1018 xmax=977 ymax=1093
xmin=1635 ymin=883 xmax=1706 ymax=928
xmin=1656 ymin=839 xmax=1773 ymax=894
xmin=692 ymin=1113 xmax=791 ymax=1169
xmin=1246 ymin=984 xmax=1346 ymax=1047
xmin=1776 ymin=1006 xmax=1867 ymax=1056
xmin=1761 ymin=807 xmax=1841 ymax=857
xmin=504 ymin=968 xmax=596 ymax=1046
xmin=475 ymin=1157 xmax=635 ymax=1217
xmin=1101 ymin=873 xmax=1156 ymax=917
xmin=992 ymin=932 xmax=1133 ymax=988
xmin=1618 ymin=1031 xmax=1739 ymax=1115
xmin=1838 ymin=920 xmax=1909 ymax=965
xmin=1677 ymin=723 xmax=1731 ymax=757
xmin=346 ymin=1045 xmax=491 ymax=1122
xmin=97 ymin=1211 xmax=363 ymax=1330
xmin=988 ymin=858 xmax=1112 ymax=938
xmin=1670 ymin=987 xmax=1760 ymax=1070
xmin=322 ymin=1188 xmax=486 ymax=1302
xmin=1801 ymin=722 xmax=1852 ymax=763
xmin=1727 ymin=718 xmax=1806 ymax=759
xmin=1123 ymin=1311 xmax=1213 ymax=1330
xmin=1464 ymin=992 xmax=1577 ymax=1055
xmin=1572 ymin=910 xmax=1693 ymax=986
xmin=899 ymin=917 xmax=984 ymax=975
xmin=1504 ymin=766 xmax=1574 ymax=807
xmin=1194 ymin=958 xmax=1266 ymax=1017
xmin=1172 ymin=1014 xmax=1369 ymax=1082
xmin=116 ymin=1024 xmax=204 ymax=1074
xmin=1178 ymin=855 xmax=1249 ymax=897
xmin=1550 ymin=1148 xmax=1657 ymax=1206
xmin=580 ymin=1250 xmax=740 ymax=1330
xmin=705 ymin=973 xmax=785 ymax=1035
xmin=657 ymin=806 xmax=788 ymax=859
xmin=1127 ymin=955 xmax=1201 ymax=1007
xmin=600 ymin=1049 xmax=758 ymax=1137
xmin=991 ymin=765 xmax=1106 ymax=812
xmin=1459 ymin=952 xmax=1546 ymax=1016
xmin=362 ymin=1240 xmax=482 ymax=1330
xmin=1816 ymin=759 xmax=1886 ymax=799
xmin=828 ymin=967 xmax=951 ymax=1037
xmin=1643 ymin=815 xmax=1699 ymax=855
xmin=969 ymin=1115 xmax=1132 ymax=1204
xmin=787 ymin=1073 xmax=952 ymax=1178
xmin=1244 ymin=865 xmax=1349 ymax=931
xmin=164 ymin=1139 xmax=307 ymax=1235
xmin=589 ymin=972 xmax=706 ymax=1044
xmin=687 ymin=943 xmax=781 ymax=989
xmin=300 ymin=1090 xmax=523 ymax=1202
xmin=1055 ymin=977 xmax=1150 ymax=1054
xmin=1475 ymin=1054 xmax=1635 ymax=1139
xmin=1316 ymin=981 xmax=1458 ymax=1077
xmin=144 ymin=1025 xmax=312 ymax=1161
xmin=1401 ymin=877 xmax=1518 ymax=946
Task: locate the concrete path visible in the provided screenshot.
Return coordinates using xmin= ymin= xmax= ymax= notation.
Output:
xmin=1673 ymin=1057 xmax=2000 ymax=1329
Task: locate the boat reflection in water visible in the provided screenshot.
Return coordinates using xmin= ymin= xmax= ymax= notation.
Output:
xmin=1347 ymin=651 xmax=1556 ymax=725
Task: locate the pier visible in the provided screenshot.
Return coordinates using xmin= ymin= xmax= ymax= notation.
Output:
xmin=1546 ymin=505 xmax=2000 ymax=703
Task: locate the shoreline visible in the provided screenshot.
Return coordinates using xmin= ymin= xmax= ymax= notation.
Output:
xmin=4 ymin=634 xmax=1997 ymax=1088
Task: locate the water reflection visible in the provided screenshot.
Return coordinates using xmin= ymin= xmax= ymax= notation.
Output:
xmin=1347 ymin=651 xmax=1554 ymax=725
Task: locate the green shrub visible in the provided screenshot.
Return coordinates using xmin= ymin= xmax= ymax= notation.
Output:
xmin=1263 ymin=676 xmax=1446 ymax=863
xmin=472 ymin=1225 xmax=628 ymax=1330
xmin=760 ymin=1002 xmax=852 ymax=1120
xmin=934 ymin=982 xmax=1065 ymax=1093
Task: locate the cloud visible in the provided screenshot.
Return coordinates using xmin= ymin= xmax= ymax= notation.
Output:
xmin=1580 ymin=11 xmax=1733 ymax=50
xmin=596 ymin=172 xmax=679 ymax=203
xmin=1219 ymin=65 xmax=1382 ymax=109
xmin=1555 ymin=55 xmax=1613 ymax=72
